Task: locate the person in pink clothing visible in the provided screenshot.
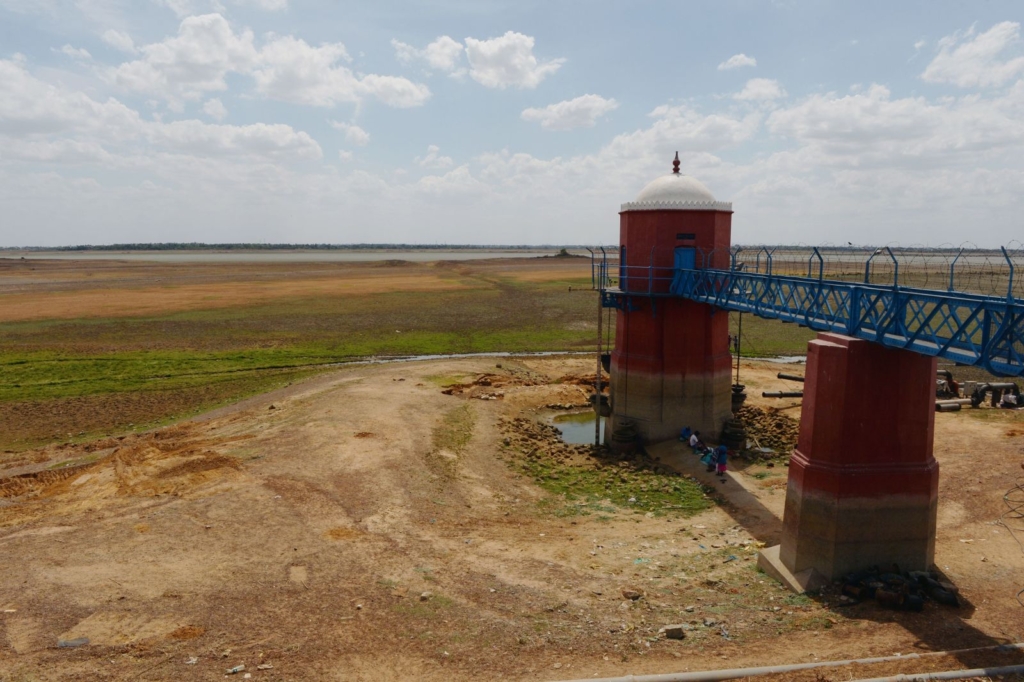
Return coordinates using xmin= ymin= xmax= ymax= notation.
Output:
xmin=715 ymin=445 xmax=728 ymax=475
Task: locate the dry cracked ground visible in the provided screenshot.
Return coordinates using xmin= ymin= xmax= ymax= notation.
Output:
xmin=0 ymin=357 xmax=1022 ymax=681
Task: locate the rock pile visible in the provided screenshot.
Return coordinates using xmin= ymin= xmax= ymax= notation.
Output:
xmin=498 ymin=417 xmax=593 ymax=464
xmin=838 ymin=566 xmax=960 ymax=611
xmin=736 ymin=405 xmax=800 ymax=456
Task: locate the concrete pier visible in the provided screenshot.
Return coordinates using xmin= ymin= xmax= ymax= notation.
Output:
xmin=760 ymin=333 xmax=939 ymax=588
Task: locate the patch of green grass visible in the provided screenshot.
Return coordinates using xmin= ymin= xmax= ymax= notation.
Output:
xmin=750 ymin=471 xmax=771 ymax=480
xmin=962 ymin=407 xmax=1022 ymax=423
xmin=393 ymin=594 xmax=454 ymax=618
xmin=0 ymin=271 xmax=603 ymax=449
xmin=426 ymin=404 xmax=476 ymax=479
xmin=514 ymin=455 xmax=711 ymax=517
xmin=431 ymin=404 xmax=475 ymax=454
xmin=784 ymin=593 xmax=815 ymax=606
xmin=730 ymin=312 xmax=815 ymax=358
xmin=0 ymin=347 xmax=335 ymax=402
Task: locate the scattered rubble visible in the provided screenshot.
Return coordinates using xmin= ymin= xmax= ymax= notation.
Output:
xmin=837 ymin=566 xmax=960 ymax=611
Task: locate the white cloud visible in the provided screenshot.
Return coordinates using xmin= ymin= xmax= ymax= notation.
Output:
xmin=718 ymin=53 xmax=757 ymax=70
xmin=145 ymin=120 xmax=321 ymax=159
xmin=251 ymin=36 xmax=355 ymax=106
xmin=922 ymin=21 xmax=1024 ymax=88
xmin=202 ymin=97 xmax=228 ymax=121
xmin=0 ymin=57 xmax=141 ymax=137
xmin=110 ymin=15 xmax=431 ymax=109
xmin=734 ymin=78 xmax=787 ymax=101
xmin=112 ymin=13 xmax=257 ymax=102
xmin=415 ymin=144 xmax=453 ymax=169
xmin=521 ymin=94 xmax=618 ymax=131
xmin=58 ymin=44 xmax=92 ymax=60
xmin=0 ymin=57 xmax=321 ymax=163
xmin=157 ymin=0 xmax=287 ymax=16
xmin=1 ymin=137 xmax=113 ymax=164
xmin=338 ymin=149 xmax=353 ymax=161
xmin=239 ymin=0 xmax=287 ymax=9
xmin=415 ymin=165 xmax=488 ymax=197
xmin=464 ymin=31 xmax=564 ymax=89
xmin=329 ymin=121 xmax=370 ymax=146
xmin=766 ymin=83 xmax=1024 ymax=163
xmin=356 ymin=74 xmax=432 ymax=108
xmin=392 ymin=35 xmax=463 ymax=72
xmin=250 ymin=35 xmax=430 ymax=108
xmin=101 ymin=29 xmax=136 ymax=53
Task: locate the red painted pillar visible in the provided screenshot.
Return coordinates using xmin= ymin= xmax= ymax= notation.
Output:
xmin=778 ymin=333 xmax=939 ymax=580
xmin=607 ymin=157 xmax=733 ymax=445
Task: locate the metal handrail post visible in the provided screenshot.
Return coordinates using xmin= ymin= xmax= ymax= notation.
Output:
xmin=948 ymin=248 xmax=964 ymax=292
xmin=886 ymin=247 xmax=899 ymax=288
xmin=1002 ymin=246 xmax=1014 ymax=301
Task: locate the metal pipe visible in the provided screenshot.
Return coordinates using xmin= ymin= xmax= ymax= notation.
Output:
xmin=970 ymin=381 xmax=1020 ymax=407
xmin=762 ymin=391 xmax=803 ymax=398
xmin=551 ymin=643 xmax=1024 ymax=682
xmin=777 ymin=372 xmax=805 ymax=382
xmin=936 ymin=402 xmax=962 ymax=412
xmin=850 ymin=664 xmax=1024 ymax=682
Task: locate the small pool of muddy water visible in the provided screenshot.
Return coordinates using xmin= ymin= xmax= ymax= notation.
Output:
xmin=547 ymin=411 xmax=606 ymax=445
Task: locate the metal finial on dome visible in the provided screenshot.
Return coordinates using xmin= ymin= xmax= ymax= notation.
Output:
xmin=672 ymin=152 xmax=680 ymax=175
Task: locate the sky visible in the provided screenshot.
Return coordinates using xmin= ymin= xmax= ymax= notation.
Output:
xmin=2 ymin=1 xmax=1024 ymax=248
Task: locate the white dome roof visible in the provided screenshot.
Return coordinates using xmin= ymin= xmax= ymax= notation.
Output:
xmin=621 ymin=166 xmax=732 ymax=213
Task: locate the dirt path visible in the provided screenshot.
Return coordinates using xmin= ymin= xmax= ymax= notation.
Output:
xmin=0 ymin=357 xmax=1021 ymax=681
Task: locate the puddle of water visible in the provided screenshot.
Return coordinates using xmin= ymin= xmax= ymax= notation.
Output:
xmin=549 ymin=411 xmax=605 ymax=445
xmin=759 ymin=355 xmax=806 ymax=364
xmin=338 ymin=350 xmax=589 ymax=368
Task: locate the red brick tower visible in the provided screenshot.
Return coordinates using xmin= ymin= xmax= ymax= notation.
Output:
xmin=607 ymin=154 xmax=733 ymax=445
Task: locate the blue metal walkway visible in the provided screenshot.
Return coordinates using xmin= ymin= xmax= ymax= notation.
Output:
xmin=595 ymin=252 xmax=1024 ymax=378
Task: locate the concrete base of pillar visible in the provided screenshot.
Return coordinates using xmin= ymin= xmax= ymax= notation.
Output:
xmin=607 ymin=367 xmax=731 ymax=448
xmin=776 ymin=333 xmax=939 ymax=584
xmin=757 ymin=545 xmax=828 ymax=594
xmin=781 ymin=474 xmax=937 ymax=579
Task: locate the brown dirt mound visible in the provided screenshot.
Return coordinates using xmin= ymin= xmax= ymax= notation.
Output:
xmin=168 ymin=625 xmax=205 ymax=641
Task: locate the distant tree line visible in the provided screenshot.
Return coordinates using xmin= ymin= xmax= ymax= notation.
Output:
xmin=2 ymin=243 xmax=612 ymax=251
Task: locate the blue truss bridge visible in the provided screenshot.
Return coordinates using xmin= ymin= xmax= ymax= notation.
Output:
xmin=590 ymin=245 xmax=1024 ymax=377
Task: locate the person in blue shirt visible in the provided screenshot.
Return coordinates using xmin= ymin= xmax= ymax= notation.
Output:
xmin=679 ymin=426 xmax=692 ymax=442
xmin=715 ymin=445 xmax=728 ymax=475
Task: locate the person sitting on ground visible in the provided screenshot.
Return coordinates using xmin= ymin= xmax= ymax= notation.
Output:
xmin=679 ymin=426 xmax=692 ymax=442
xmin=689 ymin=431 xmax=704 ymax=451
xmin=715 ymin=444 xmax=728 ymax=476
xmin=1001 ymin=392 xmax=1019 ymax=409
xmin=701 ymin=447 xmax=716 ymax=472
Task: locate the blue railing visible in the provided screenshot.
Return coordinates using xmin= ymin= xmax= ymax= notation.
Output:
xmin=589 ymin=245 xmax=1024 ymax=376
xmin=668 ymin=268 xmax=1024 ymax=376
